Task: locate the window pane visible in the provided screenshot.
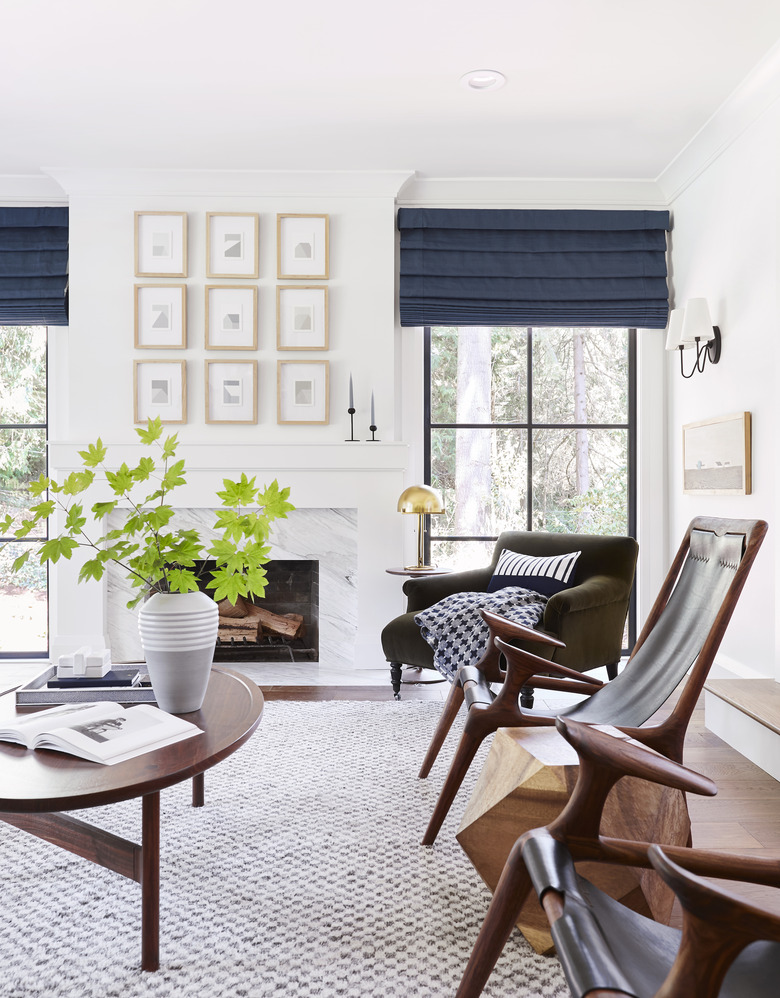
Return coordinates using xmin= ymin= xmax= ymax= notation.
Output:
xmin=0 ymin=428 xmax=47 ymax=538
xmin=531 ymin=428 xmax=629 ymax=534
xmin=0 ymin=542 xmax=47 ymax=653
xmin=532 ymin=327 xmax=629 ymax=425
xmin=430 ymin=538 xmax=496 ymax=572
xmin=430 ymin=326 xmax=528 ymax=425
xmin=0 ymin=326 xmax=46 ymax=424
xmin=430 ymin=427 xmax=527 ymax=537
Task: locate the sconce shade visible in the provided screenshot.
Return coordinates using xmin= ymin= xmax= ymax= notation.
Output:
xmin=681 ymin=298 xmax=715 ymax=345
xmin=664 ymin=308 xmax=685 ymax=351
xmin=397 ymin=484 xmax=445 ymax=515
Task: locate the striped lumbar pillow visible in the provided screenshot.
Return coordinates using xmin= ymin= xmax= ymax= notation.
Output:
xmin=486 ymin=548 xmax=581 ymax=597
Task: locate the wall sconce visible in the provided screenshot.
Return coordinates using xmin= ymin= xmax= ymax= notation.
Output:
xmin=397 ymin=484 xmax=445 ymax=570
xmin=665 ymin=298 xmax=721 ymax=378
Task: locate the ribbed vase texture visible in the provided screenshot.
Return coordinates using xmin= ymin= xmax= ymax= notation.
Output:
xmin=138 ymin=590 xmax=219 ymax=713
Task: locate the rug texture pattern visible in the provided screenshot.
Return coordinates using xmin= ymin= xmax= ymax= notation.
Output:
xmin=0 ymin=700 xmax=568 ymax=997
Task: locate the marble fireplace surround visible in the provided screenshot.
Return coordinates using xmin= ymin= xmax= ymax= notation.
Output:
xmin=106 ymin=507 xmax=357 ymax=666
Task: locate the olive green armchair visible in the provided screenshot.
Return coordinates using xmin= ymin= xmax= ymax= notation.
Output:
xmin=381 ymin=530 xmax=638 ymax=700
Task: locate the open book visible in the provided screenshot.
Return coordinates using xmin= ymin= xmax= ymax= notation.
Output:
xmin=0 ymin=701 xmax=202 ymax=765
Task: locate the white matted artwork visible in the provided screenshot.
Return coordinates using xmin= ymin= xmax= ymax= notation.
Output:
xmin=134 ymin=284 xmax=186 ymax=348
xmin=277 ymin=359 xmax=329 ymax=425
xmin=277 ymin=285 xmax=328 ymax=350
xmin=683 ymin=412 xmax=752 ymax=495
xmin=206 ymin=213 xmax=259 ymax=278
xmin=134 ymin=360 xmax=187 ymax=424
xmin=134 ymin=212 xmax=187 ymax=277
xmin=277 ymin=214 xmax=329 ymax=280
xmin=205 ymin=285 xmax=258 ymax=350
xmin=205 ymin=360 xmax=257 ymax=424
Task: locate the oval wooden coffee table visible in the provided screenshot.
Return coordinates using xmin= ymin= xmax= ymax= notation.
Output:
xmin=0 ymin=667 xmax=264 ymax=971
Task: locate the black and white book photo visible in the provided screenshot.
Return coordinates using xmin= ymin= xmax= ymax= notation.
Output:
xmin=0 ymin=701 xmax=202 ymax=765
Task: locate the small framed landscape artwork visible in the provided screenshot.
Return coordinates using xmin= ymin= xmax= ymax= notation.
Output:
xmin=206 ymin=213 xmax=259 ymax=278
xmin=277 ymin=214 xmax=329 ymax=280
xmin=134 ymin=212 xmax=187 ymax=277
xmin=682 ymin=412 xmax=752 ymax=495
xmin=277 ymin=359 xmax=329 ymax=425
xmin=205 ymin=285 xmax=258 ymax=349
xmin=134 ymin=284 xmax=186 ymax=348
xmin=276 ymin=286 xmax=328 ymax=350
xmin=205 ymin=360 xmax=257 ymax=424
xmin=134 ymin=360 xmax=187 ymax=424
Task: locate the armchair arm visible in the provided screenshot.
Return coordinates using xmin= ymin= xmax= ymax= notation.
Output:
xmin=402 ymin=567 xmax=493 ymax=612
xmin=544 ymin=574 xmax=633 ymax=673
xmin=546 ymin=574 xmax=631 ymax=617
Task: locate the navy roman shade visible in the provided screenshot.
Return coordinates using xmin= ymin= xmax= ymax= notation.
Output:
xmin=397 ymin=208 xmax=671 ymax=329
xmin=0 ymin=207 xmax=69 ymax=325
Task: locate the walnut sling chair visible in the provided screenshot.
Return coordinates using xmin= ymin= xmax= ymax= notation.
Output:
xmin=456 ymin=716 xmax=780 ymax=998
xmin=420 ymin=516 xmax=768 ymax=845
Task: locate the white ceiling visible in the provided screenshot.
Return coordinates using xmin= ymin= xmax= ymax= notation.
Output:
xmin=4 ymin=0 xmax=780 ymax=182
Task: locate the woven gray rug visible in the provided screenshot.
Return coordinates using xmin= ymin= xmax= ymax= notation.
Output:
xmin=0 ymin=700 xmax=568 ymax=997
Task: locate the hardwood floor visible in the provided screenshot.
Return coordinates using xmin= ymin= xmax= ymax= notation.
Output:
xmin=265 ymin=678 xmax=780 ymax=925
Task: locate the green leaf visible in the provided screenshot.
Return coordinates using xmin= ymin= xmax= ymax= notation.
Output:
xmin=78 ymin=559 xmax=105 ymax=583
xmin=161 ymin=459 xmax=186 ymax=491
xmin=161 ymin=433 xmax=179 ymax=459
xmin=61 ymin=470 xmax=95 ymax=496
xmin=77 ymin=439 xmax=107 ymax=467
xmin=40 ymin=536 xmax=79 ymax=563
xmin=65 ymin=504 xmax=87 ymax=532
xmin=145 ymin=506 xmax=175 ymax=531
xmin=29 ymin=500 xmax=56 ymax=520
xmin=28 ymin=474 xmax=51 ymax=498
xmin=0 ymin=513 xmax=12 ymax=534
xmin=92 ymin=500 xmax=118 ymax=520
xmin=213 ymin=508 xmax=244 ymax=543
xmin=132 ymin=456 xmax=156 ymax=482
xmin=105 ymin=464 xmax=134 ymax=494
xmin=12 ymin=550 xmax=31 ymax=572
xmin=205 ymin=567 xmax=248 ymax=605
xmin=259 ymin=479 xmax=295 ymax=521
xmin=217 ymin=473 xmax=257 ymax=507
xmin=165 ymin=568 xmax=201 ymax=594
xmin=135 ymin=416 xmax=164 ymax=445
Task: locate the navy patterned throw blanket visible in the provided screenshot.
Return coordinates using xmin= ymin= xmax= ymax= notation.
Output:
xmin=414 ymin=588 xmax=548 ymax=683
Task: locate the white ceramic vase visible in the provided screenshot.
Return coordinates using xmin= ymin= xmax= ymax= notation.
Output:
xmin=137 ymin=590 xmax=219 ymax=714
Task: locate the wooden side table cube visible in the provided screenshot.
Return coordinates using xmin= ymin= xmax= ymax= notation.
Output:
xmin=456 ymin=725 xmax=691 ymax=954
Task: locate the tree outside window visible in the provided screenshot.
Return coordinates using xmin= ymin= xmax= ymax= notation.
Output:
xmin=0 ymin=325 xmax=48 ymax=656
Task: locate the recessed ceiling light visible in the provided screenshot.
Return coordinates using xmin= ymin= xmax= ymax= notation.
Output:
xmin=460 ymin=69 xmax=506 ymax=92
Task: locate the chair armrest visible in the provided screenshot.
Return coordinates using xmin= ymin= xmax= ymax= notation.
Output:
xmin=544 ymin=574 xmax=630 ymax=619
xmin=493 ymin=637 xmax=606 ymax=701
xmin=557 ymin=717 xmax=717 ymax=798
xmin=402 ymin=567 xmax=493 ymax=612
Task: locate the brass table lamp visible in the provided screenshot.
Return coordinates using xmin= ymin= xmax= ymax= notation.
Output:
xmin=397 ymin=484 xmax=445 ymax=570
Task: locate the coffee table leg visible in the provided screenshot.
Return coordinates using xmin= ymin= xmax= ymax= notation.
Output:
xmin=192 ymin=773 xmax=205 ymax=807
xmin=141 ymin=792 xmax=160 ymax=972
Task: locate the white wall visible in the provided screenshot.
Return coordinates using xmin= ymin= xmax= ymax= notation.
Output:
xmin=37 ymin=169 xmax=417 ymax=668
xmin=662 ymin=101 xmax=780 ymax=681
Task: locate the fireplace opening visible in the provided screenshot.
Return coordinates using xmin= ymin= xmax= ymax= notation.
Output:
xmin=194 ymin=559 xmax=319 ymax=662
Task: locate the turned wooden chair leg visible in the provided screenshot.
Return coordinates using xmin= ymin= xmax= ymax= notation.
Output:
xmin=421 ymin=710 xmax=494 ymax=846
xmin=390 ymin=662 xmax=402 ymax=700
xmin=419 ymin=681 xmax=465 ymax=779
xmin=455 ymin=838 xmax=535 ymax=998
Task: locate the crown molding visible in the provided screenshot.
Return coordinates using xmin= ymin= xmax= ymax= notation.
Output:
xmin=43 ymin=168 xmax=414 ymax=199
xmin=0 ymin=173 xmax=68 ymax=203
xmin=397 ymin=175 xmax=667 ymax=208
xmin=657 ymin=41 xmax=780 ymax=203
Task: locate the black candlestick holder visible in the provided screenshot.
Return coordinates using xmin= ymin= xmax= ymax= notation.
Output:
xmin=367 ymin=424 xmax=379 ymax=441
xmin=345 ymin=407 xmax=357 ymax=441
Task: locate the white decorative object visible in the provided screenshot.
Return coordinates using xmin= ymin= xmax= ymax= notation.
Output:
xmin=57 ymin=645 xmax=111 ymax=678
xmin=137 ymin=591 xmax=219 ymax=713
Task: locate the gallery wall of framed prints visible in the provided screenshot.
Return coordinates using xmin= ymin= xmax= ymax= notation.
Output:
xmin=131 ymin=209 xmax=332 ymax=427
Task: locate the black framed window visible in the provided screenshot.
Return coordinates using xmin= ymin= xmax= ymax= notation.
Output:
xmin=424 ymin=325 xmax=636 ymax=646
xmin=0 ymin=325 xmax=48 ymax=657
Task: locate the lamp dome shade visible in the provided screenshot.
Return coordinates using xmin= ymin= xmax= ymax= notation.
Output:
xmin=397 ymin=484 xmax=445 ymax=514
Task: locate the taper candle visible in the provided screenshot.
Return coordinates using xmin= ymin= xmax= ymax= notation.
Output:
xmin=349 ymin=373 xmax=354 ymax=409
xmin=370 ymin=389 xmax=376 ymax=426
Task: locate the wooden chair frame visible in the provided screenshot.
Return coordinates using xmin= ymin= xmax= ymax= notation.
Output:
xmin=420 ymin=516 xmax=768 ymax=845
